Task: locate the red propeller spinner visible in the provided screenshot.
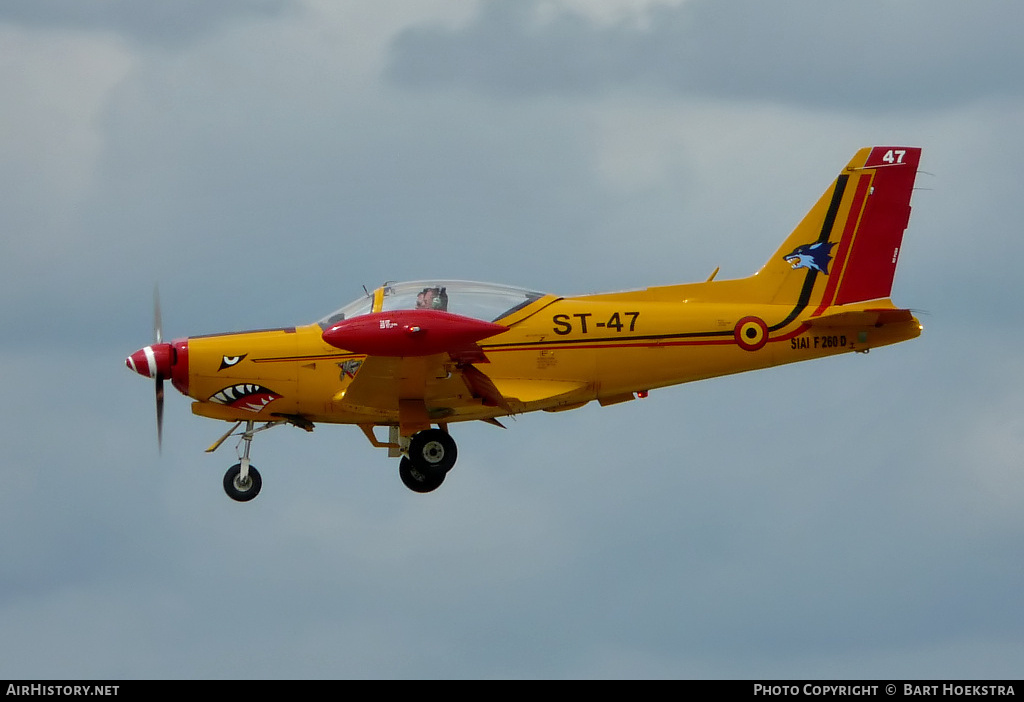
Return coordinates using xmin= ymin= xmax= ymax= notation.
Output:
xmin=125 ymin=343 xmax=174 ymax=379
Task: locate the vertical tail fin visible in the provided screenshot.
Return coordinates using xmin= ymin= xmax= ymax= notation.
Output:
xmin=753 ymin=146 xmax=921 ymax=311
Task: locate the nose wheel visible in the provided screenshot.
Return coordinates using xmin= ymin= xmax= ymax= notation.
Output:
xmin=224 ymin=463 xmax=262 ymax=502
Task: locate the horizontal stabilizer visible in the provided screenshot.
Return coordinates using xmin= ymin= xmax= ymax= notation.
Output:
xmin=807 ymin=308 xmax=915 ymax=328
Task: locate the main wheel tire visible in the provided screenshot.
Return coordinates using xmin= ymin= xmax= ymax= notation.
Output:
xmin=407 ymin=428 xmax=457 ymax=476
xmin=223 ymin=463 xmax=262 ymax=502
xmin=399 ymin=456 xmax=445 ymax=493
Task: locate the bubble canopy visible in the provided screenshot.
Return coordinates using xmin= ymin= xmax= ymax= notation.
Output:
xmin=317 ymin=280 xmax=549 ymax=328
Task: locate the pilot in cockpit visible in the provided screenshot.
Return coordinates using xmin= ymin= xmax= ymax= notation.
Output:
xmin=416 ymin=286 xmax=448 ymax=311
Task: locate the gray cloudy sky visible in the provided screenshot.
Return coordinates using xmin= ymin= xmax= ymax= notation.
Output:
xmin=1 ymin=0 xmax=1022 ymax=679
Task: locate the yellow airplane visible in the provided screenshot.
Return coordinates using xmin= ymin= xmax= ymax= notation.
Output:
xmin=127 ymin=146 xmax=923 ymax=501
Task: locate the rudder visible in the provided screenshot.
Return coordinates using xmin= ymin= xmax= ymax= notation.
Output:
xmin=830 ymin=146 xmax=920 ymax=305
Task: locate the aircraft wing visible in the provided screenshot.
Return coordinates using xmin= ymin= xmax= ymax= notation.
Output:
xmin=337 ymin=353 xmax=589 ymax=433
xmin=335 ymin=353 xmax=471 ymax=432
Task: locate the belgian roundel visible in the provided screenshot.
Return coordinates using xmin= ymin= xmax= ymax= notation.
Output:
xmin=734 ymin=316 xmax=768 ymax=351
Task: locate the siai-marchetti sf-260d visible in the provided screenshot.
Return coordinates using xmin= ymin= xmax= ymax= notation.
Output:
xmin=127 ymin=146 xmax=924 ymax=501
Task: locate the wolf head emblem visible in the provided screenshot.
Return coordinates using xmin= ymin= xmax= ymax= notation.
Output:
xmin=784 ymin=241 xmax=835 ymax=274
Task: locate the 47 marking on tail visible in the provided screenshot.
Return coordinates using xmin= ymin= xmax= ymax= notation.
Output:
xmin=882 ymin=149 xmax=907 ymax=164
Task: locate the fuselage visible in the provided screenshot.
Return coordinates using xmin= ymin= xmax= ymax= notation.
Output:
xmin=174 ymin=280 xmax=920 ymax=428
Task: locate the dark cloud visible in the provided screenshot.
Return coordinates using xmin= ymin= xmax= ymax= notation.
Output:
xmin=388 ymin=0 xmax=1024 ymax=112
xmin=0 ymin=0 xmax=294 ymax=46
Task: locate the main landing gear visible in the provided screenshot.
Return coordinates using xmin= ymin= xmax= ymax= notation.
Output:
xmin=209 ymin=420 xmax=460 ymax=501
xmin=398 ymin=428 xmax=457 ymax=493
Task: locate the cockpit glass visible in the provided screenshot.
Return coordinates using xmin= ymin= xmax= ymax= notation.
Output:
xmin=318 ymin=281 xmax=547 ymax=329
xmin=380 ymin=281 xmax=546 ymax=322
xmin=316 ymin=293 xmax=373 ymax=328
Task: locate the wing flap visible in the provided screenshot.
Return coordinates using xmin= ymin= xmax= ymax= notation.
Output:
xmin=489 ymin=377 xmax=589 ymax=405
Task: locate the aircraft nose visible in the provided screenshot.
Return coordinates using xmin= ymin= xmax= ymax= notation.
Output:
xmin=126 ymin=344 xmax=172 ymax=379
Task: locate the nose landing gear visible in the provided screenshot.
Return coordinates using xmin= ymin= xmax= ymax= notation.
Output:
xmin=212 ymin=419 xmax=285 ymax=502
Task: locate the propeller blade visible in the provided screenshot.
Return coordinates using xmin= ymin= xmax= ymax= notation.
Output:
xmin=156 ymin=375 xmax=165 ymax=453
xmin=154 ymin=285 xmax=164 ymax=452
xmin=153 ymin=285 xmax=163 ymax=345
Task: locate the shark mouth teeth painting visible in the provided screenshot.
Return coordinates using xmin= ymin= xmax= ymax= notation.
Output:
xmin=209 ymin=384 xmax=282 ymax=413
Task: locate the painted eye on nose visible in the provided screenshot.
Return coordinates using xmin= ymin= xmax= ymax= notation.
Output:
xmin=219 ymin=354 xmax=246 ymax=370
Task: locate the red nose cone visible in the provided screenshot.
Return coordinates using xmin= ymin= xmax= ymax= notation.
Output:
xmin=323 ymin=310 xmax=508 ymax=357
xmin=125 ymin=343 xmax=173 ymax=379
